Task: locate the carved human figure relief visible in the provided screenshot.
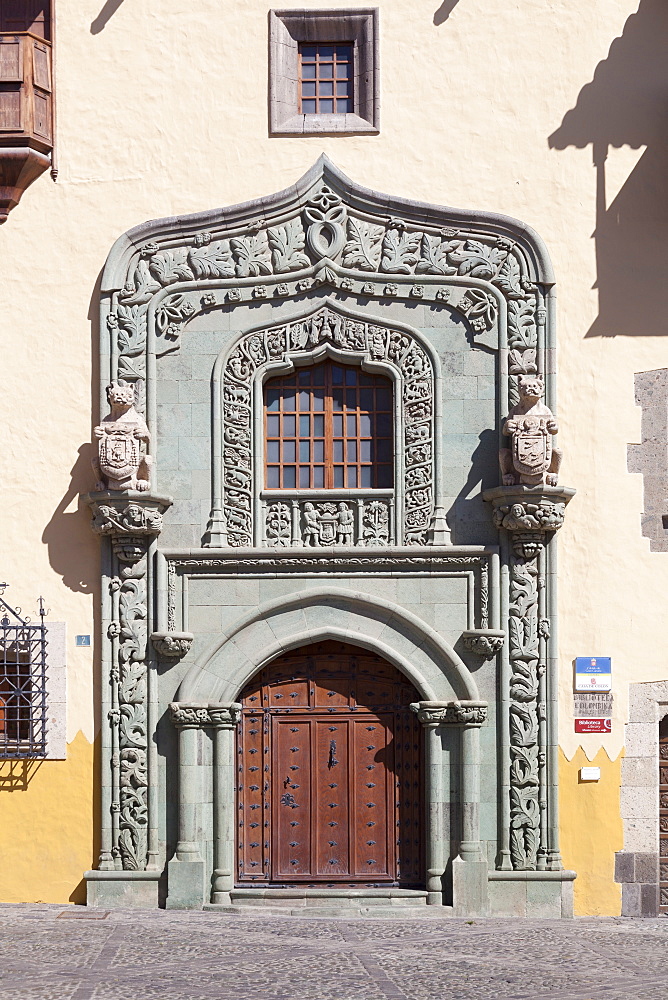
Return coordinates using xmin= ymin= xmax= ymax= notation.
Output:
xmin=336 ymin=502 xmax=354 ymax=545
xmin=92 ymin=381 xmax=152 ymax=492
xmin=499 ymin=375 xmax=561 ymax=487
xmin=302 ymin=502 xmax=320 ymax=546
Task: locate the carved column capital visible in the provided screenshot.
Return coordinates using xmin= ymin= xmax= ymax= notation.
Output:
xmin=483 ymin=485 xmax=575 ymax=558
xmin=169 ymin=702 xmax=242 ymax=729
xmin=151 ymin=632 xmax=194 ymax=659
xmin=208 ymin=704 xmax=243 ymax=729
xmin=82 ymin=492 xmax=172 ymax=563
xmin=410 ymin=701 xmax=488 ymax=727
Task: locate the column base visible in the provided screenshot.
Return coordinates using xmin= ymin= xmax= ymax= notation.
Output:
xmin=166 ymin=858 xmax=206 ymax=909
xmin=488 ymin=870 xmax=576 ymax=918
xmin=84 ymin=870 xmax=160 ymax=909
xmin=452 ymin=857 xmax=489 ymax=917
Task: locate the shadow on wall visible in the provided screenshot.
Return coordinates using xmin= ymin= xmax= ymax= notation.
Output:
xmin=90 ymin=0 xmax=125 ymax=34
xmin=433 ymin=0 xmax=461 ymax=26
xmin=41 ymin=445 xmax=99 ymax=596
xmin=549 ymin=0 xmax=668 ymax=338
xmin=0 ymin=758 xmax=44 ymax=792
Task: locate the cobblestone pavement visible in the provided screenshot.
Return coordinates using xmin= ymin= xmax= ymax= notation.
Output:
xmin=1 ymin=905 xmax=668 ymax=1000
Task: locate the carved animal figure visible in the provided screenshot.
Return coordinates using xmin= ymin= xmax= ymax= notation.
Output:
xmin=92 ymin=381 xmax=152 ymax=492
xmin=499 ymin=375 xmax=561 ymax=486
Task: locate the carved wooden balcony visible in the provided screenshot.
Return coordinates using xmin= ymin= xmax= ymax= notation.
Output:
xmin=0 ymin=4 xmax=53 ymax=222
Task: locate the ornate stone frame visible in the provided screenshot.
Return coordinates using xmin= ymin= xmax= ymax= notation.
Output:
xmin=210 ymin=298 xmax=441 ymax=547
xmin=88 ymin=158 xmax=572 ymax=909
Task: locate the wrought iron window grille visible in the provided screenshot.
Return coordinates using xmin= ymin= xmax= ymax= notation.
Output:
xmin=0 ymin=585 xmax=48 ymax=759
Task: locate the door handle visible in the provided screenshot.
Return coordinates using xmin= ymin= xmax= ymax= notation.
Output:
xmin=328 ymin=740 xmax=338 ymax=768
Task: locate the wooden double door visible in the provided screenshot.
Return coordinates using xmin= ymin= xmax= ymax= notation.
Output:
xmin=237 ymin=641 xmax=424 ymax=886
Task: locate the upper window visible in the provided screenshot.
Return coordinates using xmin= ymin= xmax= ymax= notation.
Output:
xmin=299 ymin=44 xmax=353 ymax=116
xmin=269 ymin=9 xmax=379 ymax=136
xmin=264 ymin=362 xmax=393 ymax=490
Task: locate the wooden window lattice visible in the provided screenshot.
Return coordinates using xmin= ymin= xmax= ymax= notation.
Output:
xmin=264 ymin=361 xmax=393 ymax=490
xmin=299 ymin=43 xmax=353 ymax=115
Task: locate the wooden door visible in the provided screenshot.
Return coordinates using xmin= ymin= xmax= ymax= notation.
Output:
xmin=237 ymin=641 xmax=423 ymax=886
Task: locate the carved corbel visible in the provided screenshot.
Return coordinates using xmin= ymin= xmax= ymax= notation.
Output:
xmin=483 ymin=485 xmax=575 ymax=557
xmin=169 ymin=702 xmax=241 ymax=728
xmin=82 ymin=493 xmax=172 ymax=563
xmin=461 ymin=629 xmax=505 ymax=659
xmin=151 ymin=632 xmax=194 ymax=659
xmin=410 ymin=701 xmax=488 ymax=727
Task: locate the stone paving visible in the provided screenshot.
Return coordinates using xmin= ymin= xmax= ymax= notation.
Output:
xmin=1 ymin=905 xmax=668 ymax=999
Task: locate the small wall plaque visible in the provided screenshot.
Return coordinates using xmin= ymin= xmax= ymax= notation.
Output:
xmin=575 ymin=718 xmax=611 ymax=734
xmin=579 ymin=767 xmax=601 ymax=782
xmin=574 ymin=656 xmax=612 ymax=692
xmin=75 ymin=635 xmax=90 ymax=647
xmin=574 ymin=692 xmax=613 ymax=718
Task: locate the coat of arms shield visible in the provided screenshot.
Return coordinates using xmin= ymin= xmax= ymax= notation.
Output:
xmin=98 ymin=427 xmax=141 ymax=483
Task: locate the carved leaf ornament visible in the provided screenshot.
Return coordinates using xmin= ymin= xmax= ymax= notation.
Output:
xmin=109 ymin=170 xmax=539 ymax=404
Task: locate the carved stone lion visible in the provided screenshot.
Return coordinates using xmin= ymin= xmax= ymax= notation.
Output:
xmin=500 ymin=375 xmax=562 ymax=486
xmin=92 ymin=381 xmax=152 ymax=492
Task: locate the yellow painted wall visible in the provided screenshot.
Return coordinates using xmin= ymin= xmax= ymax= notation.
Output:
xmin=560 ymin=747 xmax=624 ymax=916
xmin=0 ymin=733 xmax=95 ymax=904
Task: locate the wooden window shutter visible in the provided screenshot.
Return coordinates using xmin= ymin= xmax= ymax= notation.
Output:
xmin=0 ymin=36 xmax=22 ymax=82
xmin=32 ymin=39 xmax=50 ymax=91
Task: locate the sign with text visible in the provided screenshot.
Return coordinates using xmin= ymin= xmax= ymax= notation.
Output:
xmin=574 ymin=656 xmax=611 ymax=692
xmin=575 ymin=718 xmax=612 ymax=734
xmin=573 ymin=692 xmax=613 ymax=718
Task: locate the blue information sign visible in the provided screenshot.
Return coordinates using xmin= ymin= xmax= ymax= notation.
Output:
xmin=575 ymin=657 xmax=611 ymax=692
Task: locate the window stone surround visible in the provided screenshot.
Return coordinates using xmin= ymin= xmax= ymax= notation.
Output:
xmin=269 ymin=8 xmax=379 ymax=135
xmin=615 ymin=679 xmax=668 ymax=916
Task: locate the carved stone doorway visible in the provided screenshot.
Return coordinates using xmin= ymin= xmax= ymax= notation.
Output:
xmin=236 ymin=641 xmax=424 ymax=886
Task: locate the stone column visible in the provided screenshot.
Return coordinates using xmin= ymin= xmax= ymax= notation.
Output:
xmin=210 ymin=704 xmax=242 ymax=906
xmin=83 ymin=492 xmax=172 ymax=908
xmin=167 ymin=703 xmax=208 ymax=909
xmin=411 ymin=700 xmax=488 ymax=914
xmin=421 ymin=715 xmax=448 ymax=906
xmin=483 ymin=485 xmax=574 ymax=873
xmin=459 ymin=722 xmax=483 ymax=863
